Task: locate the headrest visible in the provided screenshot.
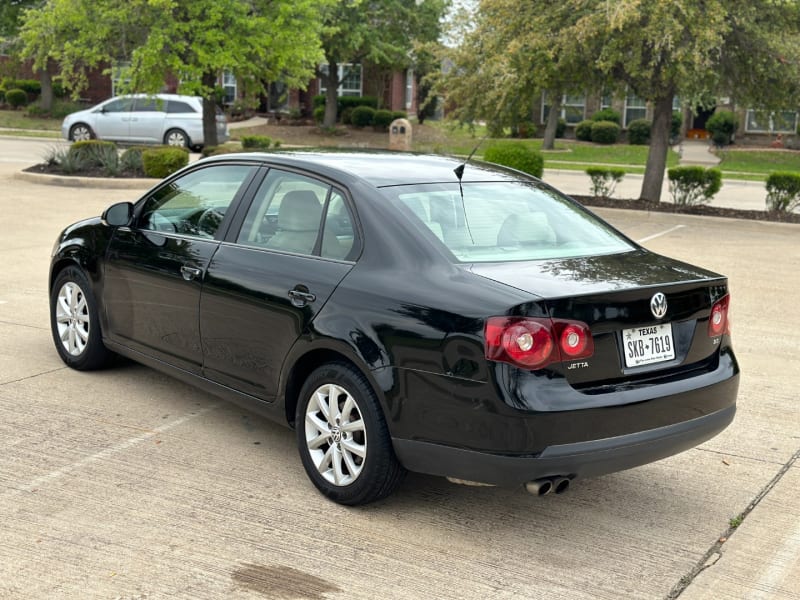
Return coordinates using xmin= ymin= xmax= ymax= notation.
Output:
xmin=278 ymin=191 xmax=322 ymax=231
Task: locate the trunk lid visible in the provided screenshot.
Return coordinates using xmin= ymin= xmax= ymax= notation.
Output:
xmin=469 ymin=250 xmax=729 ymax=386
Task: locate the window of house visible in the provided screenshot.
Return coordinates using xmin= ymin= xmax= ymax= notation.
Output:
xmin=221 ymin=70 xmax=237 ymax=104
xmin=600 ymin=93 xmax=613 ymax=110
xmin=111 ymin=62 xmax=131 ymax=97
xmin=745 ymin=110 xmax=798 ymax=133
xmin=624 ymin=92 xmax=647 ymax=126
xmin=541 ymin=93 xmax=586 ymax=125
xmin=319 ymin=64 xmax=363 ymax=97
xmin=405 ymin=69 xmax=414 ymax=110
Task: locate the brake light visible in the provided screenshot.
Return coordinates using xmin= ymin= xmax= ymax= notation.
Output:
xmin=708 ymin=295 xmax=730 ymax=337
xmin=485 ymin=317 xmax=594 ymax=370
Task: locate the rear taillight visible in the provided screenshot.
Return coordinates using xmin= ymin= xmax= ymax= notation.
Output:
xmin=708 ymin=294 xmax=731 ymax=337
xmin=485 ymin=317 xmax=594 ymax=370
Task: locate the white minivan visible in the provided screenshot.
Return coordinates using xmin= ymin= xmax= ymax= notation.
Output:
xmin=61 ymin=94 xmax=229 ymax=149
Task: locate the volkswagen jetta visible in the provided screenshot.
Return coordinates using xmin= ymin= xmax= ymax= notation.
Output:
xmin=49 ymin=152 xmax=739 ymax=505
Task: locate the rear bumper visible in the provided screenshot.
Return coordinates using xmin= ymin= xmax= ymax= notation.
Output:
xmin=392 ymin=404 xmax=735 ymax=486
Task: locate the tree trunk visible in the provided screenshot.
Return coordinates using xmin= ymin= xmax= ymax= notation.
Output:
xmin=202 ymin=71 xmax=219 ymax=148
xmin=39 ymin=63 xmax=54 ymax=112
xmin=640 ymin=94 xmax=674 ymax=202
xmin=323 ymin=61 xmax=340 ymax=128
xmin=543 ymin=92 xmax=562 ymax=150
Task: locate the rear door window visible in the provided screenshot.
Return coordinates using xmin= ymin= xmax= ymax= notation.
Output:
xmin=235 ymin=170 xmax=358 ymax=260
xmin=167 ymin=100 xmax=197 ymax=114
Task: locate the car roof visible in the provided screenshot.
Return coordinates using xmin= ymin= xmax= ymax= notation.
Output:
xmin=105 ymin=93 xmax=200 ymax=103
xmin=202 ymin=151 xmax=528 ymax=187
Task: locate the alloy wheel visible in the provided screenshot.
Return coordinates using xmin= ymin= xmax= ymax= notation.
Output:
xmin=55 ymin=281 xmax=90 ymax=356
xmin=304 ymin=383 xmax=367 ymax=486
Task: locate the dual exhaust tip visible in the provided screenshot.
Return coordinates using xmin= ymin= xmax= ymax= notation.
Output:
xmin=525 ymin=476 xmax=571 ymax=496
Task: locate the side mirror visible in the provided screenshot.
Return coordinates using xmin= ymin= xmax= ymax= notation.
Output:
xmin=102 ymin=202 xmax=134 ymax=227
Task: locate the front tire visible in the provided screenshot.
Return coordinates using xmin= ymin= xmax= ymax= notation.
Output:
xmin=164 ymin=128 xmax=189 ymax=148
xmin=296 ymin=363 xmax=406 ymax=505
xmin=69 ymin=123 xmax=94 ymax=142
xmin=50 ymin=266 xmax=114 ymax=370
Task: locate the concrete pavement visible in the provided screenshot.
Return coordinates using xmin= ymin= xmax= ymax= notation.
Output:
xmin=0 ymin=137 xmax=799 ymax=599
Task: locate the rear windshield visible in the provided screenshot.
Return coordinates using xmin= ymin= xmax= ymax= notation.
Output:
xmin=381 ymin=181 xmax=634 ymax=262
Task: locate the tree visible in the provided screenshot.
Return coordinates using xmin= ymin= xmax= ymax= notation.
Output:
xmin=444 ymin=0 xmax=800 ymax=201
xmin=0 ymin=1 xmax=56 ymax=111
xmin=439 ymin=0 xmax=602 ymax=148
xmin=19 ymin=0 xmax=328 ymax=146
xmin=577 ymin=1 xmax=800 ymax=201
xmin=317 ymin=0 xmax=449 ymax=127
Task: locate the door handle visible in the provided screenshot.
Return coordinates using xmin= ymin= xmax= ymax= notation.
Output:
xmin=288 ymin=288 xmax=316 ymax=307
xmin=180 ymin=265 xmax=203 ymax=281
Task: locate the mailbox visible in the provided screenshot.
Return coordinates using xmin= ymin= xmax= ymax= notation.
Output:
xmin=389 ymin=118 xmax=412 ymax=151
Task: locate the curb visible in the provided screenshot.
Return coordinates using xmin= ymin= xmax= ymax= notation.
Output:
xmin=13 ymin=170 xmax=155 ymax=189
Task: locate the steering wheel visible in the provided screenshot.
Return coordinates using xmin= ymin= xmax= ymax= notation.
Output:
xmin=196 ymin=208 xmax=224 ymax=237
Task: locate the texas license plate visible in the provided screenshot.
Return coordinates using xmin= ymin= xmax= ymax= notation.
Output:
xmin=623 ymin=323 xmax=675 ymax=367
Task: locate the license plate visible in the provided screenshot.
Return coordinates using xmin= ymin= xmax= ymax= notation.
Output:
xmin=623 ymin=323 xmax=675 ymax=367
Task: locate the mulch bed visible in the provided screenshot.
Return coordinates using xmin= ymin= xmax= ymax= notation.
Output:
xmin=574 ymin=195 xmax=800 ymax=225
xmin=23 ymin=163 xmax=149 ymax=179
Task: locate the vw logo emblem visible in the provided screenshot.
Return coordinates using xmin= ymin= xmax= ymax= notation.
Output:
xmin=651 ymin=293 xmax=668 ymax=319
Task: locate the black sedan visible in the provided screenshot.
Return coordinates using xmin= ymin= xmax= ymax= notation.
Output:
xmin=49 ymin=152 xmax=739 ymax=505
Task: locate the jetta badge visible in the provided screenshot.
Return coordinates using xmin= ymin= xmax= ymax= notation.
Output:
xmin=651 ymin=292 xmax=668 ymax=319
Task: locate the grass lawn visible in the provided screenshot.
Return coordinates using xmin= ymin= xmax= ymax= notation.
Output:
xmin=0 ymin=109 xmax=62 ymax=131
xmin=717 ymin=149 xmax=800 ymax=177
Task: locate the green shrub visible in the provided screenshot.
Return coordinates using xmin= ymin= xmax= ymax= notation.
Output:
xmin=43 ymin=145 xmax=86 ymax=174
xmin=5 ymin=88 xmax=28 ymax=109
xmin=240 ymin=135 xmax=272 ymax=150
xmin=52 ymin=81 xmax=68 ymax=98
xmin=340 ymin=107 xmax=353 ymax=125
xmin=69 ymin=140 xmax=117 ymax=166
xmin=556 ymin=118 xmax=567 ymax=138
xmin=0 ymin=89 xmax=5 ymax=104
xmin=515 ymin=121 xmax=537 ymax=138
xmin=391 ymin=111 xmax=408 ymax=121
xmin=350 ymin=105 xmax=376 ymax=128
xmin=586 ymin=167 xmax=625 ymax=198
xmin=590 ymin=120 xmax=621 ymax=144
xmin=200 ymin=145 xmax=240 ymax=157
xmin=575 ymin=119 xmax=593 ymax=141
xmin=483 ymin=144 xmax=544 ymax=178
xmin=120 ymin=147 xmax=147 ymax=175
xmin=15 ymin=79 xmax=40 ymax=96
xmin=313 ymin=105 xmax=325 ymax=124
xmin=372 ymin=109 xmax=393 ymax=131
xmin=26 ymin=99 xmax=85 ymax=119
xmin=672 ymin=111 xmax=683 ymax=139
xmin=340 ymin=95 xmax=378 ymax=110
xmin=592 ymin=108 xmax=622 ymax=125
xmin=668 ymin=166 xmax=722 ymax=205
xmin=627 ymin=118 xmax=652 ymax=145
xmin=312 ymin=94 xmax=326 ymax=108
xmin=142 ymin=146 xmax=190 ymax=178
xmin=706 ymin=110 xmax=736 ymax=146
xmin=765 ymin=172 xmax=800 ymax=212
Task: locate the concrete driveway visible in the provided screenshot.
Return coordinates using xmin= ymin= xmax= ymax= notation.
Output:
xmin=0 ymin=140 xmax=798 ymax=599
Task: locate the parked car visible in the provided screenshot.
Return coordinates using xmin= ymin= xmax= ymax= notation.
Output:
xmin=48 ymin=152 xmax=739 ymax=505
xmin=60 ymin=93 xmax=229 ymax=149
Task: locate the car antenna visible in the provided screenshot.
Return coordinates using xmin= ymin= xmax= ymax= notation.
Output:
xmin=453 ymin=135 xmax=487 ymax=245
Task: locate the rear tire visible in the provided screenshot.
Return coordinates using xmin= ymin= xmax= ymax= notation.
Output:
xmin=50 ymin=266 xmax=114 ymax=370
xmin=296 ymin=362 xmax=406 ymax=505
xmin=164 ymin=128 xmax=189 ymax=148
